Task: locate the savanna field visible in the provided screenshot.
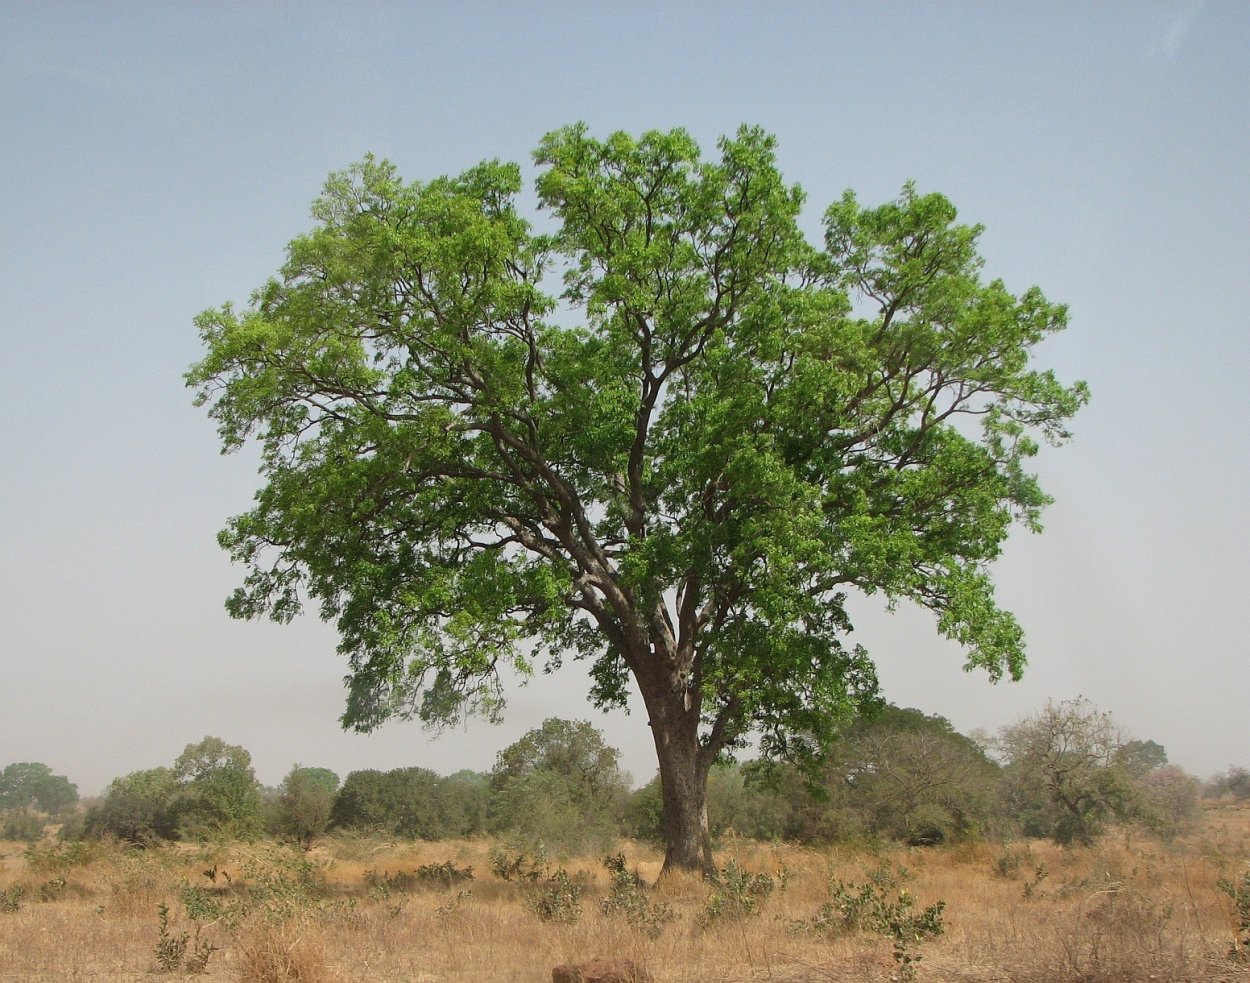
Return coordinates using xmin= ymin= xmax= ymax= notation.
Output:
xmin=3 ymin=805 xmax=1250 ymax=983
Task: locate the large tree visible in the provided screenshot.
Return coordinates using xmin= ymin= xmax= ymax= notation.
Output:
xmin=189 ymin=125 xmax=1086 ymax=872
xmin=0 ymin=762 xmax=78 ymax=814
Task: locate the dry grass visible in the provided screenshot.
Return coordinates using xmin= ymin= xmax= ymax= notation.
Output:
xmin=1 ymin=806 xmax=1249 ymax=982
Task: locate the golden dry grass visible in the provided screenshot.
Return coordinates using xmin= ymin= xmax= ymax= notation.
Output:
xmin=1 ymin=807 xmax=1248 ymax=982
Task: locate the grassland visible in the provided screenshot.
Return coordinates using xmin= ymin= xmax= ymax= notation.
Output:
xmin=2 ymin=804 xmax=1249 ymax=982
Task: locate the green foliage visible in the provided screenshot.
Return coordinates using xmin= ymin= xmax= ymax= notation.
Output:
xmin=599 ymin=853 xmax=674 ymax=937
xmin=242 ymin=845 xmax=327 ymax=922
xmin=0 ymin=762 xmax=78 ymax=814
xmin=273 ymin=765 xmax=339 ymax=848
xmin=190 ymin=125 xmax=1087 ymax=867
xmin=797 ymin=860 xmax=945 ymax=981
xmin=702 ymin=859 xmax=775 ymax=923
xmin=413 ymin=860 xmax=474 ymax=888
xmin=739 ymin=705 xmax=1003 ymax=846
xmin=991 ymin=847 xmax=1028 ymax=880
xmin=84 ymin=767 xmax=180 ymax=844
xmin=37 ymin=877 xmax=67 ymax=902
xmin=826 ymin=706 xmax=1003 ymax=844
xmin=1116 ymin=739 xmax=1168 ymax=776
xmin=365 ymin=861 xmax=474 ymax=893
xmin=24 ymin=839 xmax=106 ymax=874
xmin=488 ymin=719 xmax=628 ymax=855
xmin=998 ymin=698 xmax=1140 ymax=845
xmin=488 ymin=844 xmax=548 ymax=882
xmin=172 ymin=737 xmax=265 ymax=840
xmin=1022 ymin=862 xmax=1049 ymax=901
xmin=1 ymin=808 xmax=46 ymax=841
xmin=0 ymin=886 xmax=24 ymax=913
xmin=525 ymin=867 xmax=586 ymax=923
xmin=331 ymin=766 xmax=487 ymax=839
xmin=153 ymin=901 xmax=189 ymax=973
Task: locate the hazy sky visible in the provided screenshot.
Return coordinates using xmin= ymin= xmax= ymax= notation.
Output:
xmin=2 ymin=1 xmax=1246 ymax=796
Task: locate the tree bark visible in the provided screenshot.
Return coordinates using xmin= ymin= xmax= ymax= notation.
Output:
xmin=646 ymin=688 xmax=715 ymax=875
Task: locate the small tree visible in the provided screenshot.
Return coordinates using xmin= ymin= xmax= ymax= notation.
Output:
xmin=84 ymin=767 xmax=180 ymax=844
xmin=173 ymin=737 xmax=264 ymax=839
xmin=489 ymin=719 xmax=629 ymax=854
xmin=832 ymin=706 xmax=1002 ymax=845
xmin=1132 ymin=765 xmax=1200 ymax=841
xmin=275 ymin=766 xmax=339 ymax=848
xmin=998 ymin=698 xmax=1136 ymax=845
xmin=1204 ymin=766 xmax=1250 ymax=801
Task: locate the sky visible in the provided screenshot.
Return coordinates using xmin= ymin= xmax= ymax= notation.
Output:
xmin=1 ymin=1 xmax=1247 ymax=796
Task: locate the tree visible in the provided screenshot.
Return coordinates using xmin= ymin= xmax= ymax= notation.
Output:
xmin=823 ymin=706 xmax=1002 ymax=845
xmin=438 ymin=769 xmax=491 ymax=837
xmin=0 ymin=762 xmax=78 ymax=814
xmin=488 ymin=719 xmax=629 ymax=854
xmin=172 ymin=736 xmax=264 ymax=839
xmin=189 ymin=125 xmax=1087 ymax=871
xmin=1204 ymin=766 xmax=1250 ymax=801
xmin=275 ymin=765 xmax=339 ymax=848
xmin=1133 ymin=765 xmax=1200 ymax=841
xmin=83 ymin=767 xmax=179 ymax=844
xmin=330 ymin=766 xmax=483 ymax=839
xmin=998 ymin=698 xmax=1137 ymax=845
xmin=1115 ymin=739 xmax=1168 ymax=776
xmin=329 ymin=769 xmax=393 ymax=832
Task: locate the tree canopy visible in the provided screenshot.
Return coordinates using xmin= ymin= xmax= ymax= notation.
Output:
xmin=189 ymin=124 xmax=1086 ymax=869
xmin=0 ymin=762 xmax=78 ymax=814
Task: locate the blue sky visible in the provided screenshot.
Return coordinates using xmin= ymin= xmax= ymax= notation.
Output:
xmin=2 ymin=1 xmax=1246 ymax=794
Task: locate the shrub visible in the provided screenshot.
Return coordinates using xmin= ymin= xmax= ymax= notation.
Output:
xmin=489 ymin=845 xmax=548 ymax=882
xmin=992 ymin=847 xmax=1028 ymax=880
xmin=1 ymin=808 xmax=45 ymax=841
xmin=0 ymin=886 xmax=24 ymax=914
xmin=702 ymin=859 xmax=774 ymax=923
xmin=84 ymin=767 xmax=179 ymax=844
xmin=796 ymin=860 xmax=944 ymax=982
xmin=600 ymin=853 xmax=674 ymax=937
xmin=526 ymin=867 xmax=585 ymax=923
xmin=273 ymin=766 xmax=338 ymax=849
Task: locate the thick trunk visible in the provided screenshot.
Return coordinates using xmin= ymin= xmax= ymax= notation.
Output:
xmin=648 ymin=698 xmax=714 ymax=875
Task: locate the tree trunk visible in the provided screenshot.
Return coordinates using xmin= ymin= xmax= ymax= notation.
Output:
xmin=647 ymin=695 xmax=715 ymax=875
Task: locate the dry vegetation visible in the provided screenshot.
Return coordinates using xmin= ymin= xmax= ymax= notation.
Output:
xmin=2 ymin=805 xmax=1249 ymax=982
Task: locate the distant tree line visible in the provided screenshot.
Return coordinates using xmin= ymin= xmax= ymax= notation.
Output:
xmin=5 ymin=699 xmax=1241 ymax=852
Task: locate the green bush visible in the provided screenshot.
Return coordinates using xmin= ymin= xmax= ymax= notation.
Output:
xmin=702 ymin=859 xmax=775 ymax=923
xmin=84 ymin=767 xmax=180 ymax=844
xmin=489 ymin=720 xmax=628 ymax=856
xmin=331 ymin=767 xmax=489 ymax=839
xmin=797 ymin=860 xmax=945 ymax=982
xmin=600 ymin=853 xmax=674 ymax=937
xmin=526 ymin=867 xmax=586 ymax=923
xmin=1 ymin=808 xmax=45 ymax=841
xmin=273 ymin=766 xmax=338 ymax=848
